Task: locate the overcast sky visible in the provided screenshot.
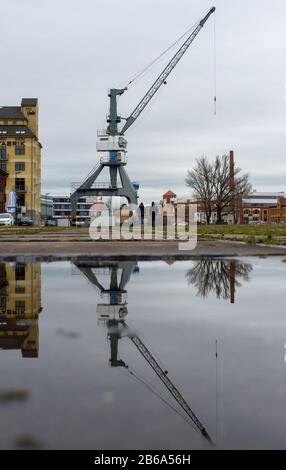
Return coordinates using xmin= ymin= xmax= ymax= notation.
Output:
xmin=1 ymin=0 xmax=286 ymax=202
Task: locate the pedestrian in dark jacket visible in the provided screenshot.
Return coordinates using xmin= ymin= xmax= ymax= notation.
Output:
xmin=151 ymin=201 xmax=157 ymax=228
xmin=138 ymin=202 xmax=145 ymax=226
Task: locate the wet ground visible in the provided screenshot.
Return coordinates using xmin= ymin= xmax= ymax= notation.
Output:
xmin=1 ymin=239 xmax=286 ymax=259
xmin=0 ymin=257 xmax=286 ymax=449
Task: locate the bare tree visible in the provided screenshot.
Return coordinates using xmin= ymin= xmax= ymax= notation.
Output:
xmin=186 ymin=259 xmax=252 ymax=300
xmin=213 ymin=155 xmax=251 ymax=224
xmin=185 ymin=157 xmax=214 ymax=225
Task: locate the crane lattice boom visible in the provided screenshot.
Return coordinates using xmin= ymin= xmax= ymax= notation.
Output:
xmin=121 ymin=6 xmax=215 ymax=134
xmin=129 ymin=330 xmax=210 ymax=438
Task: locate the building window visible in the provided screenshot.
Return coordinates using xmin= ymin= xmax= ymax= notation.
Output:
xmin=0 ymin=163 xmax=6 ymax=171
xmin=0 ymin=295 xmax=7 ymax=310
xmin=15 ymin=286 xmax=25 ymax=294
xmin=15 ymin=178 xmax=25 ymax=192
xmin=15 ymin=300 xmax=25 ymax=311
xmin=17 ymin=194 xmax=25 ymax=207
xmin=15 ymin=162 xmax=25 ymax=172
xmin=0 ymin=148 xmax=7 ymax=160
xmin=15 ymin=264 xmax=26 ymax=281
xmin=15 ymin=147 xmax=25 ymax=155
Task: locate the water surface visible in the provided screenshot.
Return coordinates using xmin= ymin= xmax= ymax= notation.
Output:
xmin=0 ymin=257 xmax=286 ymax=449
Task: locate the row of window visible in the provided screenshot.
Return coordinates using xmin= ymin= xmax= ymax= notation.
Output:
xmin=53 ymin=204 xmax=92 ymax=210
xmin=53 ymin=198 xmax=87 ymax=203
xmin=0 ymin=162 xmax=25 ymax=172
xmin=0 ymin=130 xmax=26 ymax=134
xmin=0 ymin=148 xmax=25 ymax=159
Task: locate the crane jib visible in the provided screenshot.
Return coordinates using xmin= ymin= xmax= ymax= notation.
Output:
xmin=130 ymin=333 xmax=209 ymax=436
xmin=120 ymin=6 xmax=215 ymax=135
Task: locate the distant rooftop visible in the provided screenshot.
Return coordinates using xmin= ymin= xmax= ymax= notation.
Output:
xmin=248 ymin=191 xmax=285 ymax=197
xmin=163 ymin=190 xmax=177 ymax=198
xmin=21 ymin=98 xmax=38 ymax=107
xmin=0 ymin=125 xmax=36 ymax=137
xmin=0 ymin=106 xmax=26 ymax=120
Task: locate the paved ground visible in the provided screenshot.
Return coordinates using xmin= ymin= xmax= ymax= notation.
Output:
xmin=0 ymin=237 xmax=286 ymax=260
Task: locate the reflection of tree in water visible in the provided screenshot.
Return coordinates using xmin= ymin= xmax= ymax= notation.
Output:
xmin=186 ymin=260 xmax=252 ymax=301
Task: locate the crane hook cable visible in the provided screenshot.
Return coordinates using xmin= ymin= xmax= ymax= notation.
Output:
xmin=119 ymin=364 xmax=193 ymax=427
xmin=213 ymin=9 xmax=217 ymax=115
xmin=123 ymin=18 xmax=201 ymax=89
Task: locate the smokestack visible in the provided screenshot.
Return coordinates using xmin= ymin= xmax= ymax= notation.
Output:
xmin=229 ymin=150 xmax=235 ymax=188
xmin=230 ymin=261 xmax=235 ymax=304
xmin=229 ymin=150 xmax=236 ymax=223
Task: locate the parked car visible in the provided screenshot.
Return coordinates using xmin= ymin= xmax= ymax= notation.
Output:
xmin=17 ymin=215 xmax=33 ymax=226
xmin=0 ymin=213 xmax=14 ymax=226
xmin=45 ymin=218 xmax=58 ymax=227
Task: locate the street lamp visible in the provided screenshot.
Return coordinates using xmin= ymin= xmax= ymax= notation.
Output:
xmin=45 ymin=192 xmax=50 ymax=221
xmin=14 ymin=170 xmax=23 ymax=225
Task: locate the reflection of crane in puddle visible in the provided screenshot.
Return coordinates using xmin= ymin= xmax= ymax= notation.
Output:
xmin=73 ymin=260 xmax=211 ymax=441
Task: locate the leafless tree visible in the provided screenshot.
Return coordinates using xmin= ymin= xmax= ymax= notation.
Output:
xmin=185 ymin=157 xmax=214 ymax=225
xmin=186 ymin=259 xmax=252 ymax=300
xmin=186 ymin=155 xmax=251 ymax=224
xmin=213 ymin=155 xmax=251 ymax=224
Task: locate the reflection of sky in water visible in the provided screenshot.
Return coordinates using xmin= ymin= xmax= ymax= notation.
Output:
xmin=0 ymin=257 xmax=286 ymax=449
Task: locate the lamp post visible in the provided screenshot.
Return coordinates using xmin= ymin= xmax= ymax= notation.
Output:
xmin=14 ymin=170 xmax=22 ymax=225
xmin=45 ymin=192 xmax=50 ymax=221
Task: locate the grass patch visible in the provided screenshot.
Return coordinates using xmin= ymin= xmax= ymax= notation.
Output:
xmin=198 ymin=224 xmax=286 ymax=237
xmin=0 ymin=226 xmax=80 ymax=236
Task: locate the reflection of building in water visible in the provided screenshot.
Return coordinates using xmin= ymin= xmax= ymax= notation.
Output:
xmin=186 ymin=259 xmax=252 ymax=303
xmin=73 ymin=260 xmax=211 ymax=440
xmin=0 ymin=263 xmax=42 ymax=357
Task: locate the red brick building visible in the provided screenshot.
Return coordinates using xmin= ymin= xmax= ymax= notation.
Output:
xmin=241 ymin=192 xmax=286 ymax=224
xmin=269 ymin=197 xmax=286 ymax=224
xmin=162 ymin=190 xmax=177 ymax=204
xmin=0 ymin=168 xmax=8 ymax=213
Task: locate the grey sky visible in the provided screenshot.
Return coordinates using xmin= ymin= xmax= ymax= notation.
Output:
xmin=1 ymin=0 xmax=286 ymax=202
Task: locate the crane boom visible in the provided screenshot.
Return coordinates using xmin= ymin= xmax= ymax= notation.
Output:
xmin=120 ymin=6 xmax=215 ymax=135
xmin=128 ymin=330 xmax=211 ymax=439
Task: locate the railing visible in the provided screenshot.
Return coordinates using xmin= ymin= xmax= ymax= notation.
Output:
xmin=92 ymin=182 xmax=113 ymax=189
xmin=97 ymin=129 xmax=107 ymax=137
xmin=100 ymin=154 xmax=127 ymax=165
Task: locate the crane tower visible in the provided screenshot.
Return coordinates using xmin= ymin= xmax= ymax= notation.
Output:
xmin=70 ymin=7 xmax=215 ymax=224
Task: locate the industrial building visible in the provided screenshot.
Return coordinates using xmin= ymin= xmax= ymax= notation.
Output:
xmin=0 ymin=262 xmax=42 ymax=357
xmin=0 ymin=98 xmax=42 ymax=224
xmin=53 ymin=196 xmax=94 ymax=225
xmin=40 ymin=194 xmax=54 ymax=221
xmin=242 ymin=192 xmax=286 ymax=224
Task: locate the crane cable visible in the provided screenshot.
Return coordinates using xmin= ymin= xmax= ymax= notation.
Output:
xmin=121 ymin=18 xmax=201 ymax=90
xmin=125 ymin=84 xmax=165 ymax=135
xmin=118 ymin=364 xmax=194 ymax=428
xmin=213 ymin=10 xmax=217 ymax=115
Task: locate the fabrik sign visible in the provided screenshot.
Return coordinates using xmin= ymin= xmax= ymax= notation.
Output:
xmin=0 ymin=141 xmax=25 ymax=147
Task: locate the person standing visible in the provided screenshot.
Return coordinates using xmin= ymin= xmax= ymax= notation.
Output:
xmin=151 ymin=201 xmax=158 ymax=239
xmin=138 ymin=202 xmax=145 ymax=226
xmin=151 ymin=201 xmax=157 ymax=228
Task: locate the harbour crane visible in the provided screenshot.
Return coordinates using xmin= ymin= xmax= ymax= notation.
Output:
xmin=108 ymin=320 xmax=211 ymax=440
xmin=73 ymin=260 xmax=211 ymax=441
xmin=70 ymin=7 xmax=216 ymax=223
